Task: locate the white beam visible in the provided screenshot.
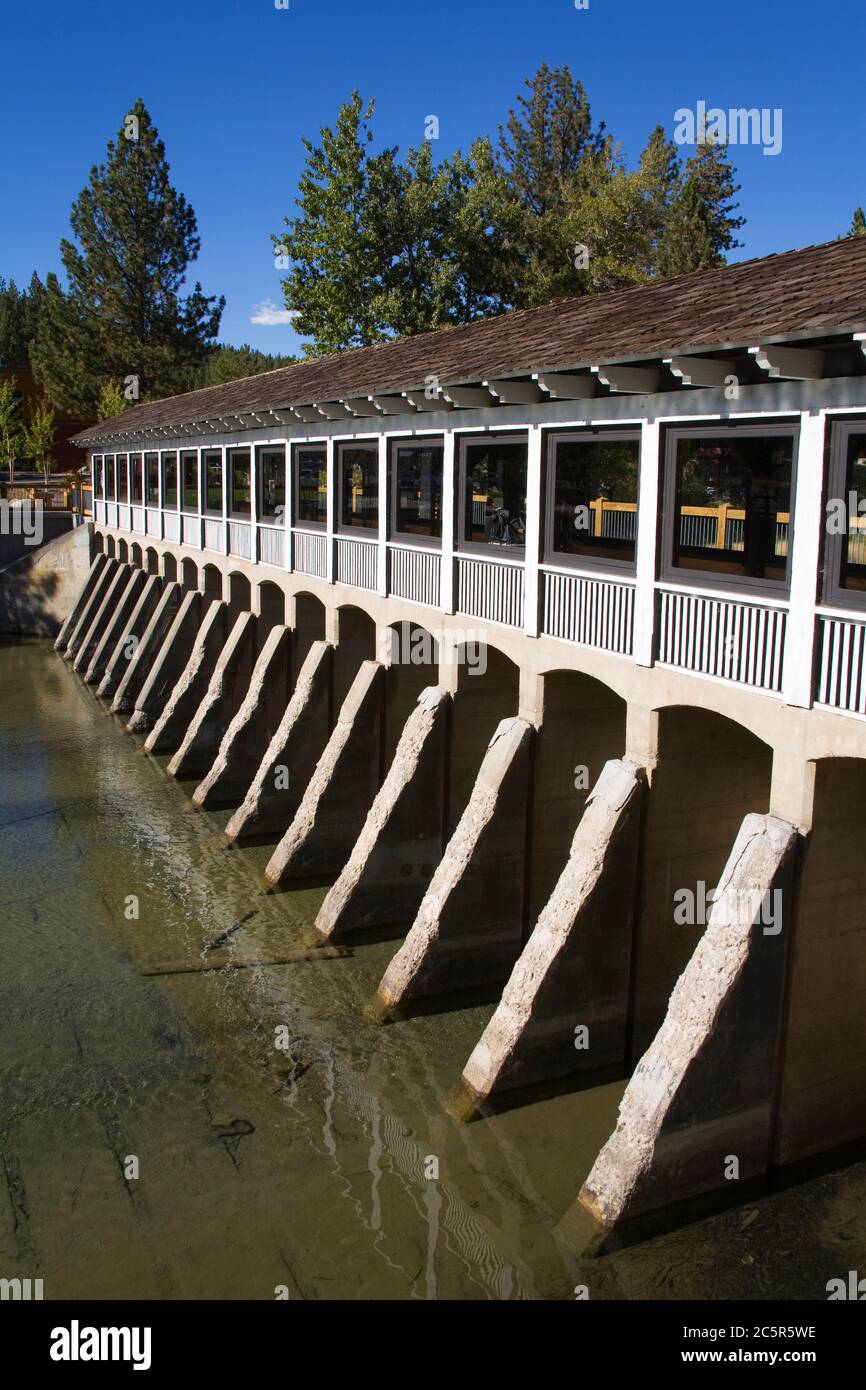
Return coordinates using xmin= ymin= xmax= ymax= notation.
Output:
xmin=664 ymin=355 xmax=737 ymax=388
xmin=485 ymin=378 xmax=545 ymax=405
xmin=534 ymin=371 xmax=596 ymax=400
xmin=370 ymin=395 xmax=412 ymax=415
xmin=342 ymin=397 xmax=384 ymax=417
xmin=442 ymin=384 xmax=497 ymax=409
xmin=403 ymin=390 xmax=454 ymax=412
xmin=749 ymin=344 xmax=825 ymax=380
xmin=593 ymin=364 xmax=662 ymax=394
xmin=854 ymin=332 xmax=866 ymax=358
xmin=291 ymin=405 xmax=321 ymax=424
xmin=315 ymin=402 xmax=355 ymax=421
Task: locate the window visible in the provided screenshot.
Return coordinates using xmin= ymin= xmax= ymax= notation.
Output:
xmin=340 ymin=445 xmax=378 ymax=531
xmin=93 ymin=456 xmax=103 ymax=497
xmin=181 ymin=451 xmax=199 ymax=513
xmin=461 ymin=436 xmax=527 ymax=549
xmin=229 ymin=449 xmax=251 ymax=516
xmin=392 ymin=440 xmax=443 ymax=542
xmin=131 ymin=454 xmax=143 ymax=505
xmin=105 ymin=455 xmax=116 ymax=500
xmin=162 ymin=452 xmax=178 ymax=509
xmin=666 ymin=426 xmax=796 ymax=588
xmin=117 ymin=454 xmax=129 ymax=504
xmin=258 ymin=446 xmax=285 ymax=520
xmin=204 ymin=450 xmax=223 ymax=514
xmin=824 ymin=421 xmax=866 ymax=602
xmin=145 ymin=453 xmax=159 ymax=506
xmin=548 ymin=432 xmax=640 ymax=568
xmin=295 ymin=446 xmax=327 ymax=527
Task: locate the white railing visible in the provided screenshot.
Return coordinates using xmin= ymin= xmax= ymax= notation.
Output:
xmin=259 ymin=524 xmax=285 ymax=569
xmin=182 ymin=514 xmax=200 ymax=547
xmin=658 ymin=588 xmax=786 ymax=693
xmin=146 ymin=509 xmax=161 ymax=537
xmin=118 ymin=504 xmax=131 ymax=530
xmin=389 ymin=544 xmax=441 ymax=607
xmin=106 ymin=501 xmax=118 ymax=528
xmin=163 ymin=512 xmax=180 ymax=543
xmin=816 ymin=614 xmax=866 ymax=716
xmin=336 ymin=535 xmax=378 ymax=590
xmin=203 ymin=517 xmax=224 ymax=553
xmin=542 ymin=568 xmax=635 ymax=656
xmin=95 ymin=499 xmax=106 ymax=524
xmin=228 ymin=519 xmax=252 ymax=559
xmin=294 ymin=529 xmax=328 ymax=579
xmin=131 ymin=506 xmax=145 ymax=533
xmin=456 ymin=555 xmax=525 ymax=628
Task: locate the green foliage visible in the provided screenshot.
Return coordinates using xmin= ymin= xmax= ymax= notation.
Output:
xmin=31 ymin=99 xmax=223 ymax=416
xmin=96 ymin=381 xmax=128 ymax=421
xmin=849 ymin=207 xmax=866 ymax=237
xmin=202 ymin=343 xmax=297 ymax=386
xmin=656 ymin=140 xmax=745 ymax=277
xmin=0 ymin=274 xmax=45 ymax=368
xmin=0 ymin=378 xmax=25 ymax=481
xmin=23 ymin=396 xmax=56 ymax=482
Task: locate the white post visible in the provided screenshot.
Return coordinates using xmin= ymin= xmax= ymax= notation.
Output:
xmin=523 ymin=424 xmax=542 ymax=636
xmin=782 ymin=410 xmax=825 ymax=709
xmin=326 ymin=438 xmax=336 ymax=583
xmin=157 ymin=450 xmax=164 ymax=542
xmin=284 ymin=441 xmax=293 ymax=574
xmin=633 ymin=419 xmax=661 ymax=666
xmin=196 ymin=448 xmax=203 ymax=550
xmin=221 ymin=446 xmax=229 ymax=558
xmin=377 ymin=433 xmax=388 ymax=596
xmin=440 ymin=430 xmax=455 ymax=614
xmin=250 ymin=444 xmax=259 ymax=565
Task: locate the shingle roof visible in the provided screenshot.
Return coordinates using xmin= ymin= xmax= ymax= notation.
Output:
xmin=73 ymin=235 xmax=866 ymax=444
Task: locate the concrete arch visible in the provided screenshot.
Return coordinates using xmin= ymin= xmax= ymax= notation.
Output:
xmin=92 ymin=532 xmax=105 ymax=555
xmin=105 ymin=536 xmax=116 ymax=558
xmin=630 ymin=705 xmax=773 ymax=1055
xmin=289 ymin=591 xmax=326 ymax=683
xmin=202 ymin=563 xmax=222 ymax=596
xmin=228 ymin=571 xmax=251 ymax=618
xmin=333 ymin=604 xmax=377 ymax=713
xmin=130 ymin=543 xmax=143 ymax=568
xmin=117 ymin=539 xmax=129 ymax=564
xmin=145 ymin=547 xmax=160 ymax=576
xmin=448 ymin=642 xmax=520 ymax=837
xmin=777 ymin=756 xmax=866 ymax=1169
xmin=257 ymin=580 xmax=285 ymax=636
xmin=383 ymin=620 xmax=441 ymax=768
xmin=162 ymin=552 xmax=178 ymax=583
xmin=181 ymin=557 xmax=199 ymax=592
xmin=528 ymin=669 xmax=628 ymax=925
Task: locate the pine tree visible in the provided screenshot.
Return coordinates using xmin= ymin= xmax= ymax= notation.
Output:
xmin=275 ymin=92 xmax=389 ymax=356
xmin=31 ymin=99 xmax=223 ymax=416
xmin=849 ymin=207 xmax=866 ymax=237
xmin=0 ymin=273 xmax=45 ymax=368
xmin=498 ymin=64 xmax=604 ymax=217
xmin=96 ymin=381 xmax=127 ymax=421
xmin=656 ymin=137 xmax=744 ymax=276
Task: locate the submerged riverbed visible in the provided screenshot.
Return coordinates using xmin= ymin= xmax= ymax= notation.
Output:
xmin=1 ymin=635 xmax=864 ymax=1300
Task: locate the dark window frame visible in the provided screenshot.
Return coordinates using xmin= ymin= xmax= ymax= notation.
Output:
xmin=822 ymin=417 xmax=866 ymax=611
xmin=202 ymin=449 xmax=224 ymax=516
xmin=227 ymin=447 xmax=252 ymax=519
xmin=338 ymin=441 xmax=379 ymax=535
xmin=257 ymin=444 xmax=287 ymax=523
xmin=543 ymin=427 xmax=641 ymax=575
xmin=116 ymin=454 xmax=130 ymax=504
xmin=161 ymin=451 xmax=179 ymax=511
xmin=457 ymin=431 xmax=529 ymax=556
xmin=104 ymin=455 xmax=116 ymax=501
xmin=180 ymin=450 xmax=200 ymax=514
xmin=660 ymin=421 xmax=800 ymax=598
xmin=130 ymin=454 xmax=144 ymax=505
xmin=145 ymin=453 xmax=160 ymax=507
xmin=389 ymin=436 xmax=444 ymax=548
xmin=292 ymin=442 xmax=328 ymax=530
xmin=93 ymin=455 xmax=103 ymax=498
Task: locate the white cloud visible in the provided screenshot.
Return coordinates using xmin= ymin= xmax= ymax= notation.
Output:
xmin=249 ymin=299 xmax=299 ymax=326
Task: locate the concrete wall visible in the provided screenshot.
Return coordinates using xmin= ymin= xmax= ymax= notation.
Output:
xmin=0 ymin=523 xmax=93 ymax=635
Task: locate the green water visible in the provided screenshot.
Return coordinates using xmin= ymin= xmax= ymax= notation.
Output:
xmin=1 ymin=636 xmax=864 ymax=1301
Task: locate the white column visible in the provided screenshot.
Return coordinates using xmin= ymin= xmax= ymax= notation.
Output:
xmin=249 ymin=444 xmax=259 ymax=565
xmin=284 ymin=442 xmax=293 ymax=574
xmin=325 ymin=438 xmax=336 ymax=583
xmin=523 ymin=424 xmax=542 ymax=636
xmin=377 ymin=433 xmax=388 ymax=596
xmin=196 ymin=448 xmax=204 ymax=550
xmin=221 ymin=446 xmax=229 ymax=557
xmin=782 ymin=410 xmax=826 ymax=709
xmin=440 ymin=430 xmax=455 ymax=614
xmin=633 ymin=418 xmax=661 ymax=666
xmin=157 ymin=450 xmax=164 ymax=542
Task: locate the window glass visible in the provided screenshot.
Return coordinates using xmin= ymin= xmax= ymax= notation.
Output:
xmin=145 ymin=453 xmax=159 ymax=506
xmin=104 ymin=455 xmax=116 ymax=500
xmin=341 ymin=446 xmax=378 ymax=530
xmin=230 ymin=449 xmax=251 ymax=515
xmin=162 ymin=452 xmax=178 ymax=508
xmin=204 ymin=450 xmax=223 ymax=513
xmin=258 ymin=446 xmax=286 ymax=519
xmin=839 ymin=433 xmax=866 ymax=592
xmin=463 ymin=439 xmax=527 ymax=548
xmin=117 ymin=455 xmax=129 ymax=503
xmin=94 ymin=457 xmax=103 ymax=497
xmin=670 ymin=433 xmax=793 ymax=583
xmin=130 ymin=454 xmax=143 ymax=504
xmin=551 ymin=436 xmax=639 ymax=564
xmin=295 ymin=446 xmax=327 ymax=526
xmin=394 ymin=442 xmax=443 ymax=540
xmin=181 ymin=452 xmax=199 ymax=512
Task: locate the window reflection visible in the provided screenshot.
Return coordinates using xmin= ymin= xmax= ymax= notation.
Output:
xmin=145 ymin=453 xmax=159 ymax=506
xmin=203 ymin=450 xmax=222 ymax=513
xmin=840 ymin=434 xmax=866 ymax=592
xmin=162 ymin=452 xmax=178 ymax=509
xmin=393 ymin=441 xmax=443 ymax=540
xmin=131 ymin=454 xmax=143 ymax=505
xmin=463 ymin=439 xmax=527 ymax=548
xmin=295 ymin=446 xmax=327 ymax=526
xmin=181 ymin=451 xmax=198 ymax=512
xmin=551 ymin=435 xmax=639 ymax=564
xmin=671 ymin=432 xmax=794 ymax=583
xmin=105 ymin=456 xmax=115 ymax=500
xmin=117 ymin=455 xmax=129 ymax=504
xmin=258 ymin=446 xmax=285 ymax=519
xmin=229 ymin=449 xmax=251 ymax=516
xmin=341 ymin=446 xmax=378 ymax=530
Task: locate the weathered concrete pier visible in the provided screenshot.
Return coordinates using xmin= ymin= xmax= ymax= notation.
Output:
xmin=54 ymin=236 xmax=866 ymax=1237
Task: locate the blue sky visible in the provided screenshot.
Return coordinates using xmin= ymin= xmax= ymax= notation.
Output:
xmin=2 ymin=0 xmax=864 ymax=357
